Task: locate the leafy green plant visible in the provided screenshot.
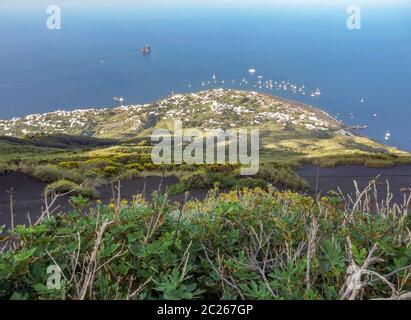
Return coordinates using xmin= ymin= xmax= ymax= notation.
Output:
xmin=0 ymin=187 xmax=410 ymax=300
xmin=69 ymin=195 xmax=90 ymax=212
xmin=45 ymin=179 xmax=78 ymax=196
xmin=32 ymin=165 xmax=83 ymax=183
xmin=45 ymin=180 xmax=97 ymax=198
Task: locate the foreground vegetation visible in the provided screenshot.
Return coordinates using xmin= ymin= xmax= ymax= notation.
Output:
xmin=1 ymin=184 xmax=410 ymax=300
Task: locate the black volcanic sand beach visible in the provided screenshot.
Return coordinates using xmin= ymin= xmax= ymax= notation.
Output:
xmin=298 ymin=165 xmax=411 ymax=204
xmin=0 ymin=173 xmax=207 ymax=233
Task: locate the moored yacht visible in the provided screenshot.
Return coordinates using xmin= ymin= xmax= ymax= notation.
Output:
xmin=113 ymin=96 xmax=125 ymax=103
xmin=385 ymin=130 xmax=391 ymax=141
xmin=141 ymin=45 xmax=151 ymax=54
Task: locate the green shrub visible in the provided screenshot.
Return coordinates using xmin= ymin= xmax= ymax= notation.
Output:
xmin=235 ymin=178 xmax=267 ymax=189
xmin=58 ymin=161 xmax=80 ymax=169
xmin=119 ymin=169 xmax=142 ymax=181
xmin=257 ymin=164 xmax=309 ymax=190
xmin=257 ymin=165 xmax=280 ymax=183
xmin=126 ymin=163 xmax=144 ymax=171
xmin=205 ymin=163 xmax=236 ymax=174
xmin=1 ymin=188 xmax=410 ymax=300
xmin=311 ymin=154 xmax=411 ymax=168
xmin=45 ymin=179 xmax=78 ymax=196
xmin=138 ymin=140 xmax=150 ymax=146
xmin=181 ymin=171 xmax=212 ymax=189
xmin=112 ymin=154 xmax=137 ymax=165
xmin=32 ymin=165 xmax=83 ymax=183
xmin=77 ymin=185 xmax=98 ymax=199
xmin=32 ymin=165 xmax=61 ymax=182
xmin=143 ymin=163 xmax=155 ymax=170
xmin=102 ymin=166 xmax=120 ymax=177
xmin=57 ymin=161 xmax=80 ymax=169
xmin=45 ymin=179 xmax=97 ymax=198
xmin=81 ymin=159 xmax=116 ymax=170
xmin=364 ymin=159 xmax=392 ymax=168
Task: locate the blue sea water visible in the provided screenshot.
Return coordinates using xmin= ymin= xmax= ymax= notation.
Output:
xmin=0 ymin=4 xmax=410 ymax=150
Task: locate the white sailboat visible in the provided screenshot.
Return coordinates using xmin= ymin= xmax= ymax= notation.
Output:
xmin=113 ymin=97 xmax=125 ymax=103
xmin=385 ymin=130 xmax=391 ymax=141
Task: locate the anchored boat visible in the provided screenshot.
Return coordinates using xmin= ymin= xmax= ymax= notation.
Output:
xmin=385 ymin=130 xmax=391 ymax=141
xmin=113 ymin=96 xmax=125 ymax=103
xmin=141 ymin=45 xmax=151 ymax=54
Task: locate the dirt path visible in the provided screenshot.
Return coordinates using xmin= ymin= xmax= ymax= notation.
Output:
xmin=0 ymin=173 xmax=207 ymax=232
xmin=298 ymin=165 xmax=411 ymax=204
xmin=2 ymin=165 xmax=411 ymax=233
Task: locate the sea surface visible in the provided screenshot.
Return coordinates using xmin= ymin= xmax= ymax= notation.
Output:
xmin=0 ymin=4 xmax=410 ymax=150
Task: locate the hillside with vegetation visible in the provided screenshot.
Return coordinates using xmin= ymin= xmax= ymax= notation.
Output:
xmin=0 ymin=89 xmax=410 ymax=199
xmin=1 ymin=90 xmax=411 ymax=300
xmin=1 ymin=89 xmax=410 ymax=177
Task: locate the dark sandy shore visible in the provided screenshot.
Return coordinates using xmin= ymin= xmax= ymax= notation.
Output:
xmin=0 ymin=173 xmax=207 ymax=232
xmin=298 ymin=165 xmax=411 ymax=204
